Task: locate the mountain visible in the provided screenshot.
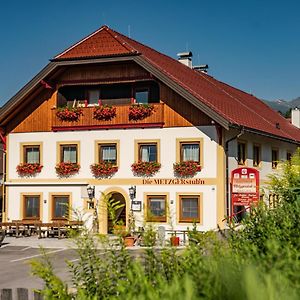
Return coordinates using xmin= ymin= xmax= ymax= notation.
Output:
xmin=262 ymin=97 xmax=300 ymax=115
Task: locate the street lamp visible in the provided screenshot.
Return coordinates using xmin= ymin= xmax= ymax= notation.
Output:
xmin=128 ymin=186 xmax=136 ymax=200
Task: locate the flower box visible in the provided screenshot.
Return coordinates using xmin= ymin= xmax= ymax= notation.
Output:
xmin=56 ymin=107 xmax=83 ymax=122
xmin=16 ymin=163 xmax=43 ymax=176
xmin=90 ymin=162 xmax=118 ymax=178
xmin=129 ymin=104 xmax=154 ymax=121
xmin=55 ymin=162 xmax=80 ymax=177
xmin=131 ymin=161 xmax=161 ymax=177
xmin=173 ymin=161 xmax=201 ymax=177
xmin=93 ymin=105 xmax=117 ymax=121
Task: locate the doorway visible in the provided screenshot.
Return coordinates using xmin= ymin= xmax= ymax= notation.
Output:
xmin=107 ymin=192 xmax=126 ymax=233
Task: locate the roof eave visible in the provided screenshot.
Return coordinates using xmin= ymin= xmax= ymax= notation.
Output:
xmin=229 ymin=123 xmax=300 ymax=145
xmin=133 ymin=56 xmax=230 ymax=130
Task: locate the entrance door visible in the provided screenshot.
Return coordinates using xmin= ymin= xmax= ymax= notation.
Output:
xmin=107 ymin=192 xmax=126 ymax=233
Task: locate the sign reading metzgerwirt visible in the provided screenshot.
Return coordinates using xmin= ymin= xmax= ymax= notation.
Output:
xmin=142 ymin=178 xmax=205 ymax=185
xmin=231 ymin=167 xmax=259 ymax=206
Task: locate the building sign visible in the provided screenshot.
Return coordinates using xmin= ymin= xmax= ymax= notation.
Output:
xmin=142 ymin=178 xmax=205 ymax=185
xmin=131 ymin=200 xmax=142 ymax=211
xmin=231 ymin=167 xmax=259 ymax=206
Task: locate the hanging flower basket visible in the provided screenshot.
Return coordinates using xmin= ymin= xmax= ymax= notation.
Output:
xmin=93 ymin=105 xmax=117 ymax=121
xmin=55 ymin=162 xmax=80 ymax=177
xmin=90 ymin=162 xmax=118 ymax=178
xmin=16 ymin=163 xmax=43 ymax=176
xmin=173 ymin=161 xmax=201 ymax=177
xmin=131 ymin=161 xmax=161 ymax=177
xmin=56 ymin=107 xmax=83 ymax=122
xmin=129 ymin=104 xmax=154 ymax=121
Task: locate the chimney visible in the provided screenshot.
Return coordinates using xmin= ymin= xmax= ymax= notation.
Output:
xmin=291 ymin=107 xmax=300 ymax=128
xmin=177 ymin=51 xmax=193 ymax=68
xmin=193 ymin=64 xmax=209 ymax=73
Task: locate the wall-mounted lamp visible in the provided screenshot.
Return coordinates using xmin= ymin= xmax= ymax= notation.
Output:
xmin=129 ymin=186 xmax=136 ymax=200
xmin=87 ymin=185 xmax=95 ymax=200
xmin=87 ymin=185 xmax=95 ymax=209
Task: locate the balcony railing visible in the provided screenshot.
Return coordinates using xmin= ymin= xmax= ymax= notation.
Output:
xmin=52 ymin=103 xmax=164 ymax=131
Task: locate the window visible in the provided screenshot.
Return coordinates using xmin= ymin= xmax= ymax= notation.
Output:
xmin=135 ymin=89 xmax=149 ymax=104
xmin=237 ymin=142 xmax=246 ymax=165
xmin=287 ymin=152 xmax=292 ymax=162
xmin=60 ymin=144 xmax=78 ymax=163
xmin=253 ymin=145 xmax=261 ymax=167
xmin=23 ymin=195 xmax=40 ymax=220
xmin=23 ymin=145 xmax=40 ymax=164
xmin=147 ymin=195 xmax=167 ymax=222
xmin=52 ymin=196 xmax=69 ymax=220
xmin=139 ymin=143 xmax=157 ymax=162
xmin=179 ymin=195 xmax=200 ymax=223
xmin=272 ymin=149 xmax=278 ymax=169
xmin=99 ymin=143 xmax=117 ymax=165
xmin=88 ymin=89 xmax=100 ymax=105
xmin=180 ymin=142 xmax=200 ymax=163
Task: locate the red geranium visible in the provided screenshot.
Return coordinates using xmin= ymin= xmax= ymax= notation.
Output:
xmin=93 ymin=105 xmax=117 ymax=121
xmin=131 ymin=161 xmax=161 ymax=177
xmin=173 ymin=161 xmax=201 ymax=177
xmin=16 ymin=163 xmax=43 ymax=176
xmin=56 ymin=107 xmax=83 ymax=122
xmin=129 ymin=104 xmax=154 ymax=121
xmin=55 ymin=162 xmax=80 ymax=177
xmin=90 ymin=162 xmax=118 ymax=178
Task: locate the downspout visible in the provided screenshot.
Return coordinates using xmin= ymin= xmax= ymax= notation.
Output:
xmin=0 ymin=133 xmax=6 ymax=222
xmin=225 ymin=127 xmax=244 ymax=218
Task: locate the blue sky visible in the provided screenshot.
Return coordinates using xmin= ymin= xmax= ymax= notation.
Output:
xmin=0 ymin=0 xmax=300 ymax=106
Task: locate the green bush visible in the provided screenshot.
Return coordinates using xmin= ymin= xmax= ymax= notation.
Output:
xmin=31 ymin=150 xmax=300 ymax=299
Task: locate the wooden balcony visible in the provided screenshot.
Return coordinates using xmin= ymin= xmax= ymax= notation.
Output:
xmin=51 ymin=103 xmax=164 ymax=131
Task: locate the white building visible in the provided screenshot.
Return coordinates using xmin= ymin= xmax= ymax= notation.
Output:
xmin=0 ymin=25 xmax=299 ymax=234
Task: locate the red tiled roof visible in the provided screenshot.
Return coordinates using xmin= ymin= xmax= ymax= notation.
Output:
xmin=54 ymin=25 xmax=300 ymax=142
xmin=55 ymin=26 xmax=138 ymax=59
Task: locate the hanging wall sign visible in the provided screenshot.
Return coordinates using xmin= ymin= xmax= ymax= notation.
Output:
xmin=131 ymin=200 xmax=142 ymax=212
xmin=231 ymin=167 xmax=259 ymax=207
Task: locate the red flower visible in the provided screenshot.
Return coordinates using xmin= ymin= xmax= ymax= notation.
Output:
xmin=129 ymin=104 xmax=154 ymax=121
xmin=90 ymin=162 xmax=118 ymax=178
xmin=93 ymin=105 xmax=117 ymax=121
xmin=56 ymin=107 xmax=83 ymax=122
xmin=131 ymin=161 xmax=161 ymax=177
xmin=16 ymin=163 xmax=43 ymax=176
xmin=55 ymin=162 xmax=80 ymax=177
xmin=173 ymin=161 xmax=201 ymax=177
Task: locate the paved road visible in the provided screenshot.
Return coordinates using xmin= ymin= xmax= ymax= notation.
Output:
xmin=0 ymin=244 xmax=77 ymax=289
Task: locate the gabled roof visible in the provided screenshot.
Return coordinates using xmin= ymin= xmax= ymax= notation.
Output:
xmin=54 ymin=26 xmax=138 ymax=60
xmin=2 ymin=25 xmax=300 ymax=143
xmin=52 ymin=25 xmax=300 ymax=143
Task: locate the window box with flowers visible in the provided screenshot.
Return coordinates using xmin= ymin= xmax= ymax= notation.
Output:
xmin=56 ymin=107 xmax=83 ymax=122
xmin=90 ymin=162 xmax=118 ymax=178
xmin=93 ymin=105 xmax=117 ymax=121
xmin=131 ymin=161 xmax=161 ymax=177
xmin=173 ymin=161 xmax=201 ymax=177
xmin=129 ymin=104 xmax=154 ymax=121
xmin=55 ymin=162 xmax=80 ymax=177
xmin=16 ymin=163 xmax=43 ymax=177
